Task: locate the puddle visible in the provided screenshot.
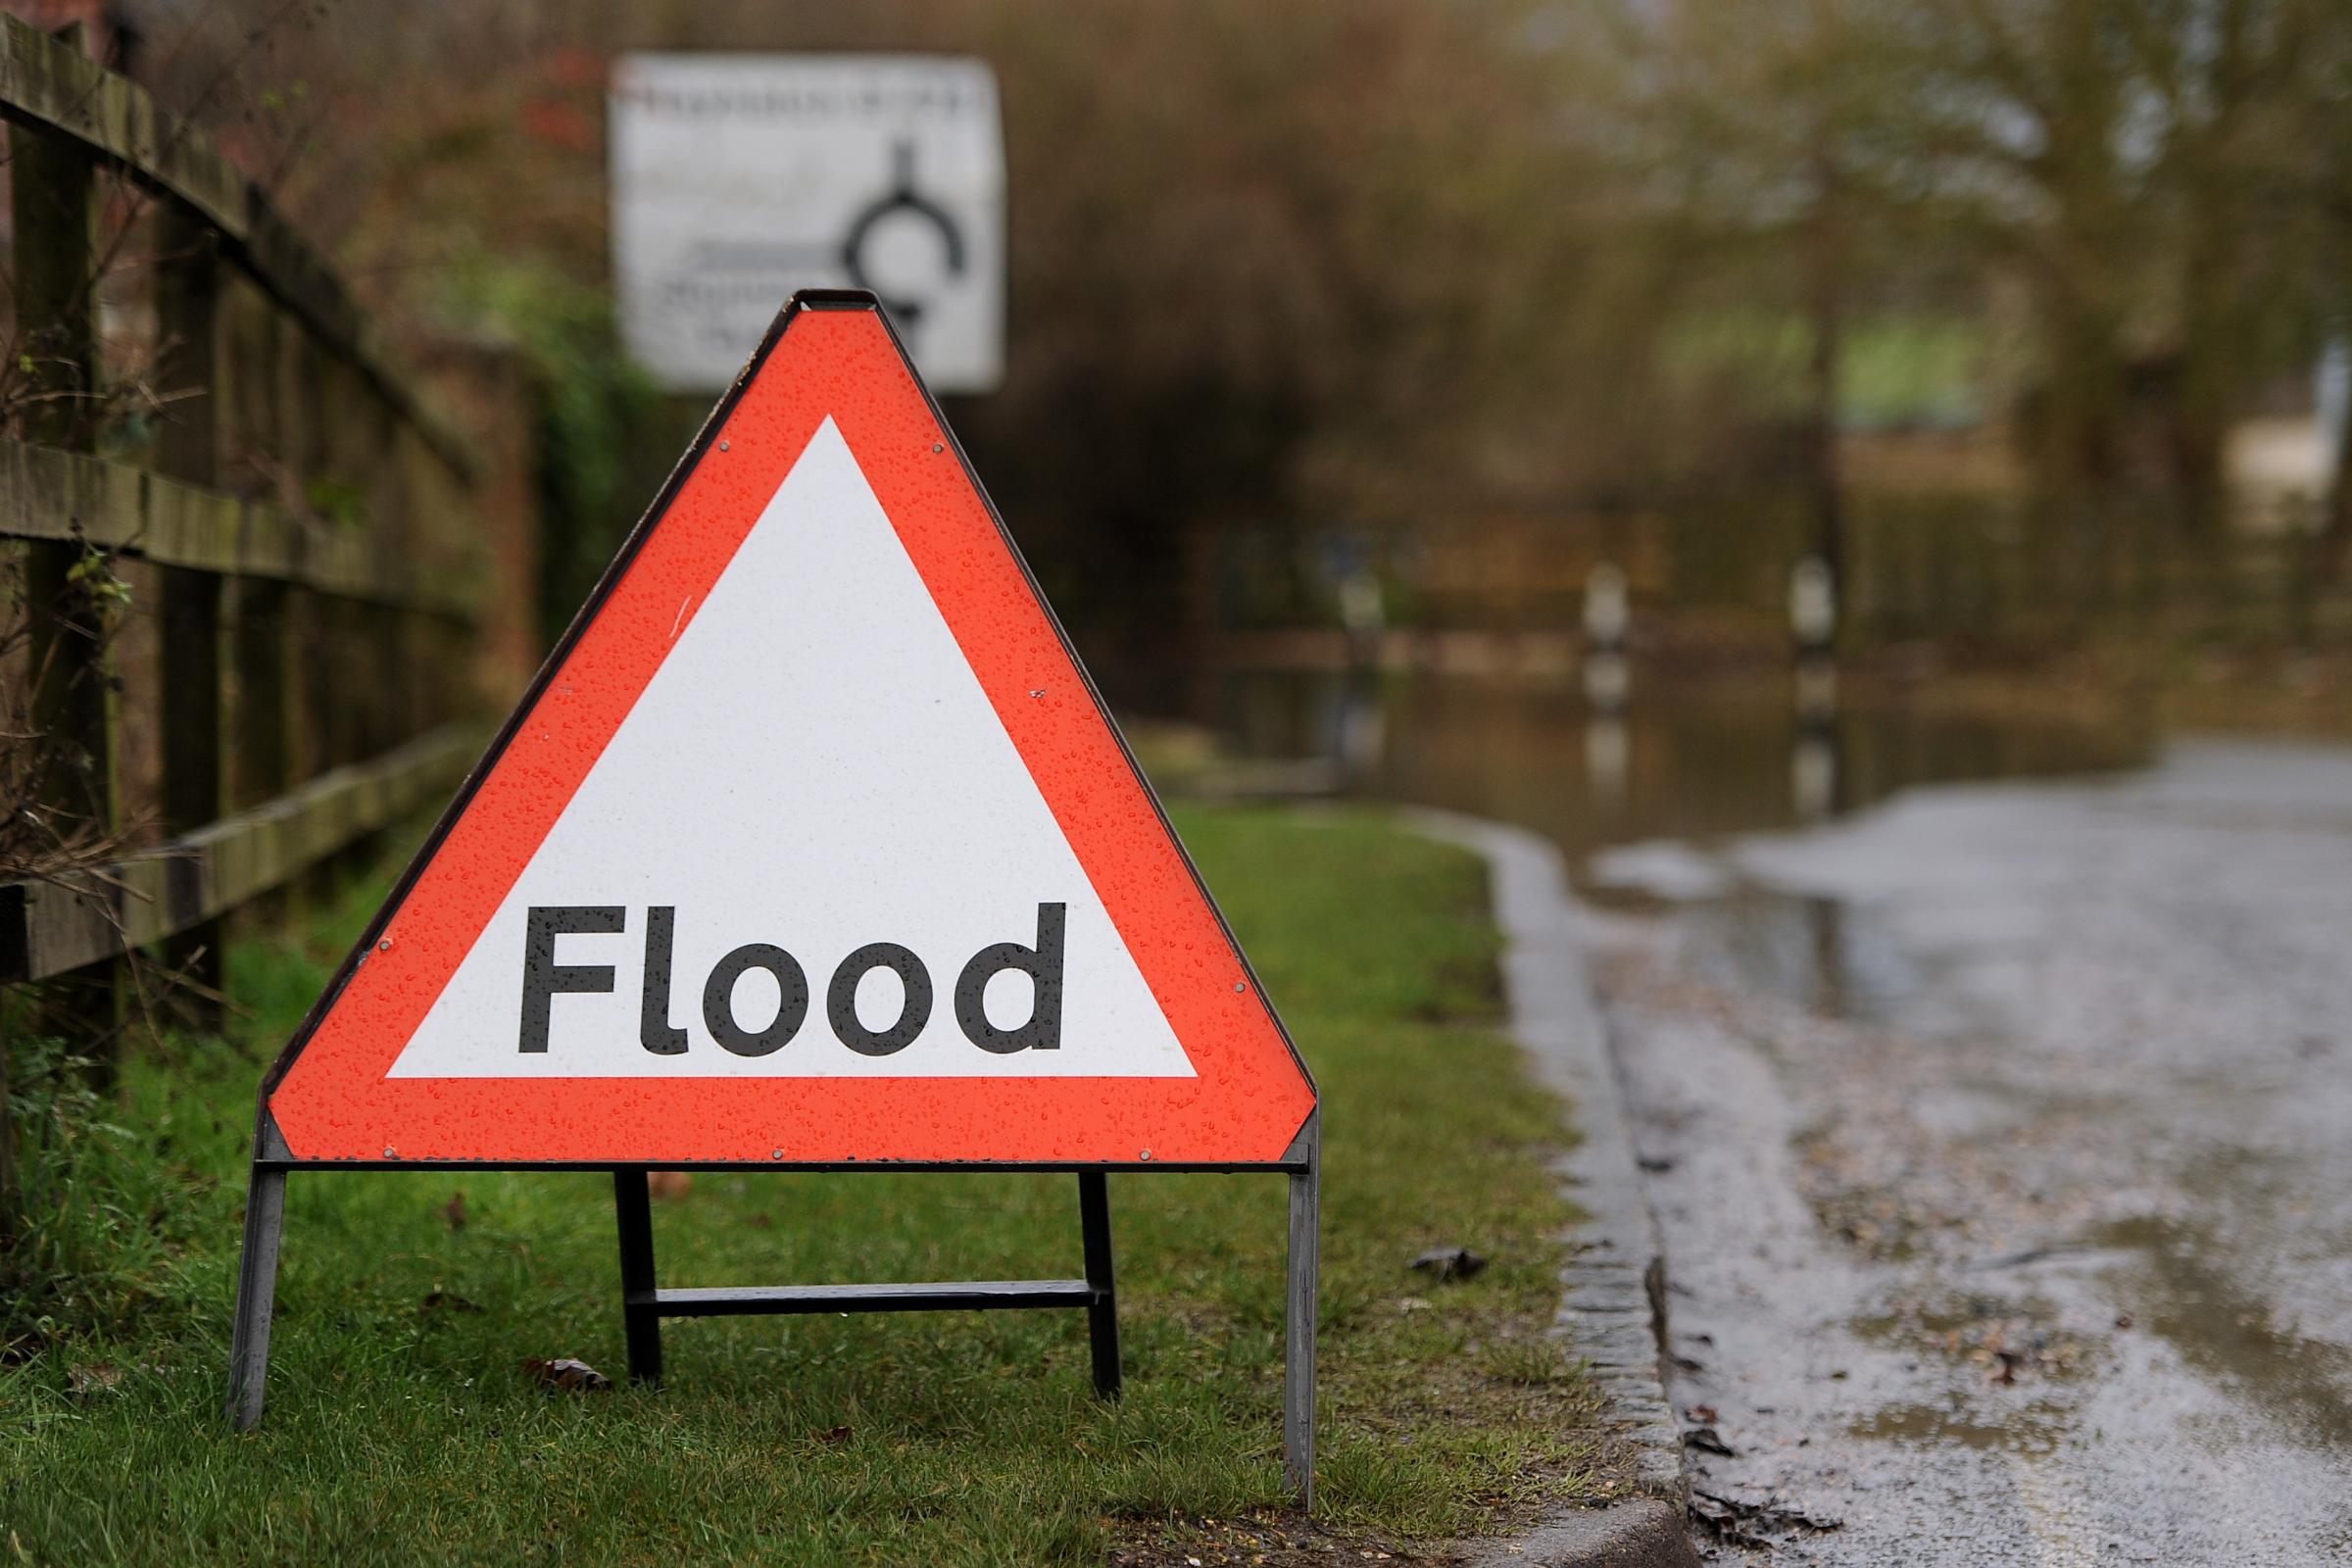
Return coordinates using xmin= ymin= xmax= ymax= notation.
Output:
xmin=2097 ymin=1213 xmax=2352 ymax=1453
xmin=1851 ymin=1396 xmax=2077 ymax=1457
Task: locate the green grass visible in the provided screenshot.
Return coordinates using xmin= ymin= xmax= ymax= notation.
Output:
xmin=1 ymin=807 xmax=1609 ymax=1566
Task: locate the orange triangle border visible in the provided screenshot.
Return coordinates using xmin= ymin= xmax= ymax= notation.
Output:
xmin=259 ymin=292 xmax=1315 ymax=1169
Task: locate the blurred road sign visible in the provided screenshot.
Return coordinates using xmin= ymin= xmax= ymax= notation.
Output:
xmin=612 ymin=54 xmax=1005 ymax=395
xmin=261 ymin=293 xmax=1312 ymax=1168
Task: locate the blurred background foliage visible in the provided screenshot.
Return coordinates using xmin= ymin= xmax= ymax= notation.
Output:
xmin=117 ymin=0 xmax=2352 ymax=703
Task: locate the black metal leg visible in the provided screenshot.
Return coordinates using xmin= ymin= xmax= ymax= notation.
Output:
xmin=1078 ymin=1171 xmax=1121 ymax=1398
xmin=1286 ymin=1130 xmax=1320 ymax=1510
xmin=613 ymin=1169 xmax=663 ymax=1384
xmin=225 ymin=1163 xmax=287 ymax=1430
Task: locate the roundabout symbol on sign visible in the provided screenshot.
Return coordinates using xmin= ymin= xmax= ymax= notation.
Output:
xmin=839 ymin=140 xmax=966 ymax=330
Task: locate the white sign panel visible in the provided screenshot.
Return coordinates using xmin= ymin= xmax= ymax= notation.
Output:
xmin=387 ymin=420 xmax=1188 ymax=1079
xmin=612 ymin=54 xmax=1005 ymax=394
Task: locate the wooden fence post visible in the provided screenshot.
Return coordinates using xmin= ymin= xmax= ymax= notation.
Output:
xmin=10 ymin=97 xmax=124 ymax=1056
xmin=226 ymin=296 xmax=296 ymax=938
xmin=153 ymin=206 xmax=226 ymax=1026
xmin=292 ymin=331 xmax=339 ymax=910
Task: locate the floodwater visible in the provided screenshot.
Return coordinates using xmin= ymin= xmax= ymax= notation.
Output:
xmin=1202 ymin=669 xmax=2153 ymax=858
xmin=1208 ymin=671 xmax=2352 ymax=1564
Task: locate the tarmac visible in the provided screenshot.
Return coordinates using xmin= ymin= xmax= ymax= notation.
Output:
xmin=1416 ymin=736 xmax=2352 ymax=1563
xmin=1583 ymin=738 xmax=2352 ymax=1564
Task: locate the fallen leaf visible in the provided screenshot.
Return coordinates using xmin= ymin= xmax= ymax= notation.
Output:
xmin=1407 ymin=1247 xmax=1488 ymax=1283
xmin=68 ymin=1363 xmax=122 ymax=1397
xmin=1691 ymin=1487 xmax=1843 ymax=1548
xmin=813 ymin=1424 xmax=853 ymax=1444
xmin=648 ymin=1170 xmax=694 ymax=1200
xmin=421 ymin=1287 xmax=482 ymax=1314
xmin=1396 ymin=1296 xmax=1433 ymax=1313
xmin=1688 ymin=1402 xmax=1720 ymax=1425
xmin=442 ymin=1192 xmax=467 ymax=1232
xmin=1684 ymin=1425 xmax=1737 ymax=1457
xmin=523 ymin=1356 xmax=612 ymax=1393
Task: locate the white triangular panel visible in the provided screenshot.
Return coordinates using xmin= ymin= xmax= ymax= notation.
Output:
xmin=389 ymin=419 xmax=1192 ymax=1078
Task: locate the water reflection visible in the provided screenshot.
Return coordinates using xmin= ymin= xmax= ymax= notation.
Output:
xmin=1678 ymin=888 xmax=1910 ymax=1027
xmin=1585 ymin=713 xmax=1630 ymax=807
xmin=1791 ymin=722 xmax=1840 ymax=822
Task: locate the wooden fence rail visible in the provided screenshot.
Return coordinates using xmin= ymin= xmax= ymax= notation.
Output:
xmin=1 ymin=11 xmax=503 ymax=1073
xmin=0 ymin=724 xmax=479 ymax=984
xmin=0 ymin=441 xmax=482 ymax=616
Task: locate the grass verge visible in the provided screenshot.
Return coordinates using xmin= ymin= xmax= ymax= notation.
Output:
xmin=2 ymin=806 xmax=1611 ymax=1566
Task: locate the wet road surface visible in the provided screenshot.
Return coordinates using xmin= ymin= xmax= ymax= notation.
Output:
xmin=1583 ymin=739 xmax=2352 ymax=1564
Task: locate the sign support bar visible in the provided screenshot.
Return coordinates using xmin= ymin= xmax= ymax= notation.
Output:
xmin=1284 ymin=1115 xmax=1321 ymax=1509
xmin=614 ymin=1169 xmax=664 ymax=1381
xmin=605 ymin=1171 xmax=1124 ymax=1400
xmin=1078 ymin=1170 xmax=1121 ymax=1397
xmin=225 ymin=1159 xmax=287 ymax=1432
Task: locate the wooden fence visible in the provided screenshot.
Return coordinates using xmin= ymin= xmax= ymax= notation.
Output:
xmin=0 ymin=15 xmax=502 ymax=1056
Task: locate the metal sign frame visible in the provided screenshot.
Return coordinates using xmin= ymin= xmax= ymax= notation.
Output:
xmin=226 ymin=1118 xmax=1319 ymax=1502
xmin=223 ymin=291 xmax=1320 ymax=1507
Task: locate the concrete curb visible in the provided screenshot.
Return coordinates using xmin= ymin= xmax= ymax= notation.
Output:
xmin=1455 ymin=1499 xmax=1699 ymax=1568
xmin=1404 ymin=810 xmax=1697 ymax=1568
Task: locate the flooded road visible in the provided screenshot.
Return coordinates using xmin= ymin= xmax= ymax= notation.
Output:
xmin=1209 ymin=674 xmax=2352 ymax=1561
xmin=1204 ymin=670 xmax=2153 ymax=856
xmin=1586 ymin=740 xmax=2352 ymax=1563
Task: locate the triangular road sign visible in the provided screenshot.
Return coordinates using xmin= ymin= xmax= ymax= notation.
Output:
xmin=263 ymin=291 xmax=1315 ymax=1168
